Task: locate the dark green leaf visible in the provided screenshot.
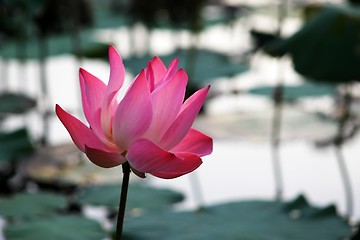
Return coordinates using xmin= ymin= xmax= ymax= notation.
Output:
xmin=263 ymin=6 xmax=360 ymax=83
xmin=124 ymin=49 xmax=249 ymax=86
xmin=248 ymin=83 xmax=336 ymax=101
xmin=0 ymin=30 xmax=108 ymax=60
xmin=0 ymin=128 xmax=34 ymax=165
xmin=0 ymin=192 xmax=67 ymax=219
xmin=80 ymin=42 xmax=109 ymax=59
xmin=0 ymin=92 xmax=36 ymax=115
xmin=124 ymin=195 xmax=352 ymax=240
xmin=5 ymin=215 xmax=106 ymax=240
xmin=76 ymin=184 xmax=184 ymax=211
xmin=250 ymin=29 xmax=281 ymax=51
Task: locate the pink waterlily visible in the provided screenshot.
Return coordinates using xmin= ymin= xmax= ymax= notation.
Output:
xmin=56 ymin=45 xmax=212 ymax=179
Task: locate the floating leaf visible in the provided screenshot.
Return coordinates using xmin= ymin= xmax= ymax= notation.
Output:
xmin=124 ymin=195 xmax=351 ymax=240
xmin=263 ymin=6 xmax=360 ymax=83
xmin=0 ymin=92 xmax=36 ymax=115
xmin=250 ymin=29 xmax=281 ymax=52
xmin=248 ymin=83 xmax=336 ymax=102
xmin=26 ymin=152 xmax=125 ymax=187
xmin=5 ymin=215 xmax=106 ymax=240
xmin=76 ymin=184 xmax=184 ymax=211
xmin=124 ymin=49 xmax=249 ymax=86
xmin=0 ymin=128 xmax=34 ymax=165
xmin=0 ymin=192 xmax=67 ymax=219
xmin=80 ymin=42 xmax=109 ymax=59
xmin=0 ymin=30 xmax=108 ymax=60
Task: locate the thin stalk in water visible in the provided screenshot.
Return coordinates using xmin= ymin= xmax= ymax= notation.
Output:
xmin=334 ymin=86 xmax=354 ymax=220
xmin=189 ymin=172 xmax=205 ymax=210
xmin=270 ymin=0 xmax=288 ymax=202
xmin=334 ymin=145 xmax=353 ymax=220
xmin=37 ymin=35 xmax=49 ymax=146
xmin=271 ymin=84 xmax=284 ymax=201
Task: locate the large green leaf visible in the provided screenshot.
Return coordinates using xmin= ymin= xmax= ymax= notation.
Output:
xmin=248 ymin=83 xmax=336 ymax=102
xmin=0 ymin=92 xmax=36 ymax=115
xmin=0 ymin=128 xmax=34 ymax=165
xmin=0 ymin=192 xmax=67 ymax=219
xmin=91 ymin=3 xmax=129 ymax=29
xmin=124 ymin=49 xmax=249 ymax=86
xmin=5 ymin=215 xmax=106 ymax=240
xmin=124 ymin=195 xmax=352 ymax=240
xmin=263 ymin=6 xmax=360 ymax=83
xmin=76 ymin=184 xmax=184 ymax=211
xmin=0 ymin=30 xmax=108 ymax=60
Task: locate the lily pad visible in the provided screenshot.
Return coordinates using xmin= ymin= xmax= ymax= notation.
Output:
xmin=250 ymin=29 xmax=281 ymax=52
xmin=25 ymin=144 xmax=125 ymax=186
xmin=124 ymin=49 xmax=249 ymax=86
xmin=76 ymin=184 xmax=184 ymax=211
xmin=0 ymin=30 xmax=108 ymax=60
xmin=124 ymin=195 xmax=352 ymax=240
xmin=0 ymin=128 xmax=34 ymax=165
xmin=5 ymin=215 xmax=106 ymax=240
xmin=0 ymin=192 xmax=67 ymax=219
xmin=0 ymin=92 xmax=36 ymax=115
xmin=263 ymin=6 xmax=360 ymax=83
xmin=248 ymin=83 xmax=336 ymax=102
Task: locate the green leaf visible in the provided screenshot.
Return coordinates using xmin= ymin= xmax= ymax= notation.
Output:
xmin=76 ymin=184 xmax=184 ymax=211
xmin=263 ymin=6 xmax=360 ymax=83
xmin=0 ymin=128 xmax=34 ymax=165
xmin=0 ymin=192 xmax=67 ymax=219
xmin=124 ymin=49 xmax=249 ymax=86
xmin=248 ymin=83 xmax=336 ymax=102
xmin=5 ymin=215 xmax=106 ymax=240
xmin=0 ymin=30 xmax=109 ymax=60
xmin=124 ymin=195 xmax=352 ymax=240
xmin=0 ymin=92 xmax=36 ymax=115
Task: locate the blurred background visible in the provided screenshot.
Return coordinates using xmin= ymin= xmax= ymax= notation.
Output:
xmin=0 ymin=0 xmax=359 ymax=239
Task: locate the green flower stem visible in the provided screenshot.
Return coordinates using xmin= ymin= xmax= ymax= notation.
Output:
xmin=115 ymin=162 xmax=131 ymax=240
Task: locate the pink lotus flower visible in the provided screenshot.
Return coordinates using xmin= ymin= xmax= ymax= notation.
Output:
xmin=56 ymin=45 xmax=212 ymax=179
